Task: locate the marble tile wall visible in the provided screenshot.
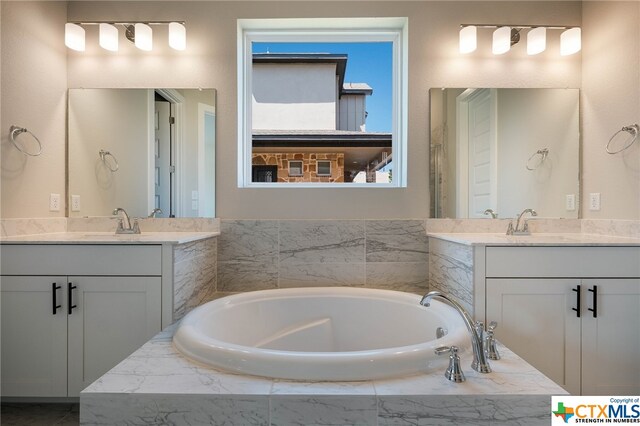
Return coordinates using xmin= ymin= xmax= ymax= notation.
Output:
xmin=173 ymin=237 xmax=218 ymax=321
xmin=428 ymin=237 xmax=474 ymax=316
xmin=582 ymin=219 xmax=640 ymax=238
xmin=425 ymin=218 xmax=582 ymax=234
xmin=0 ymin=217 xmax=66 ymax=237
xmin=66 ymin=217 xmax=220 ymax=233
xmin=217 ymin=220 xmax=429 ymax=295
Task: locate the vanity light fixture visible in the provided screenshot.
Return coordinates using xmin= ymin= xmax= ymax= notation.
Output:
xmin=459 ymin=24 xmax=580 ymax=56
xmin=65 ymin=23 xmax=85 ymax=51
xmin=65 ymin=21 xmax=187 ymax=52
xmin=99 ymin=23 xmax=119 ymax=52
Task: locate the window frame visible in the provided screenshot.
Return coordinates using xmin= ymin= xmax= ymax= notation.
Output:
xmin=288 ymin=160 xmax=304 ymax=177
xmin=237 ymin=18 xmax=408 ymax=188
xmin=316 ymin=160 xmax=332 ymax=177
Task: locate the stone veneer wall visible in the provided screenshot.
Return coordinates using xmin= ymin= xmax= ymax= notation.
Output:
xmin=252 ymin=153 xmax=344 ymax=183
xmin=216 ymin=220 xmax=429 ymax=297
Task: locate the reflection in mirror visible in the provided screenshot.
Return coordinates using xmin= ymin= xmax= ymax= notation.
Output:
xmin=68 ymin=88 xmax=216 ymax=218
xmin=429 ymin=88 xmax=579 ymax=219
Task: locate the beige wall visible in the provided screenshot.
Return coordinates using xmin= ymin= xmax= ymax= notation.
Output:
xmin=1 ymin=1 xmax=67 ymax=218
xmin=66 ymin=1 xmax=582 ymax=219
xmin=581 ymin=1 xmax=640 ymax=220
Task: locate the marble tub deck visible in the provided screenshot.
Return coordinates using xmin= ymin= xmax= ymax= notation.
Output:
xmin=81 ymin=326 xmax=566 ymax=425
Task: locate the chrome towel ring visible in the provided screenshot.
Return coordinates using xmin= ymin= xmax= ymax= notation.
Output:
xmin=99 ymin=149 xmax=119 ymax=172
xmin=606 ymin=124 xmax=639 ymax=154
xmin=526 ymin=148 xmax=549 ymax=171
xmin=9 ymin=125 xmax=42 ymax=156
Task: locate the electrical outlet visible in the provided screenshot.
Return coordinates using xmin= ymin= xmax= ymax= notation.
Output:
xmin=191 ymin=190 xmax=199 ymax=200
xmin=71 ymin=195 xmax=81 ymax=212
xmin=589 ymin=193 xmax=601 ymax=211
xmin=565 ymin=194 xmax=576 ymax=211
xmin=49 ymin=193 xmax=61 ymax=212
xmin=191 ymin=200 xmax=198 ymax=210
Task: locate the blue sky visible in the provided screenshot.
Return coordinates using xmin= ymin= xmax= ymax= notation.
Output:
xmin=253 ymin=42 xmax=392 ymax=133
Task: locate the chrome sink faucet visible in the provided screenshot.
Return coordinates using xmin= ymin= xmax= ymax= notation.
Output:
xmin=148 ymin=208 xmax=163 ymax=218
xmin=420 ymin=291 xmax=491 ymax=374
xmin=113 ymin=208 xmax=140 ymax=234
xmin=506 ymin=208 xmax=538 ymax=235
xmin=484 ymin=209 xmax=498 ymax=219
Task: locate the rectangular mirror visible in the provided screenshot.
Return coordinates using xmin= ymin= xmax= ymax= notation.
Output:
xmin=430 ymin=88 xmax=579 ymax=219
xmin=68 ymin=88 xmax=216 ymax=218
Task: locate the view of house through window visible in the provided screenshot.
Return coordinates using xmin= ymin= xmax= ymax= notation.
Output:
xmin=251 ymin=42 xmax=393 ymax=184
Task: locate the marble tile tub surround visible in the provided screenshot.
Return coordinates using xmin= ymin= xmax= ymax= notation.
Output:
xmin=173 ymin=237 xmax=217 ymax=321
xmin=80 ymin=326 xmax=566 ymax=426
xmin=217 ymin=220 xmax=429 ymax=295
xmin=428 ymin=237 xmax=475 ymax=316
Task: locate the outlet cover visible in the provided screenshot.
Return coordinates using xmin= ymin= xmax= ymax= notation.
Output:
xmin=49 ymin=193 xmax=61 ymax=212
xmin=589 ymin=193 xmax=601 ymax=211
xmin=71 ymin=195 xmax=81 ymax=212
xmin=565 ymin=194 xmax=576 ymax=211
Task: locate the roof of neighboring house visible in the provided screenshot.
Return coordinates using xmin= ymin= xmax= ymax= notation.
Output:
xmin=253 ymin=129 xmax=391 ymax=147
xmin=252 ymin=53 xmax=372 ymax=97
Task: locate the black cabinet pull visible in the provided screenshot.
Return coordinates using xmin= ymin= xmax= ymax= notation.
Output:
xmin=572 ymin=285 xmax=581 ymax=318
xmin=588 ymin=285 xmax=598 ymax=318
xmin=52 ymin=283 xmax=62 ymax=315
xmin=68 ymin=282 xmax=77 ymax=315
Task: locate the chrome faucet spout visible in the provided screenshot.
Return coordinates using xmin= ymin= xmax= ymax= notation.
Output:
xmin=420 ymin=291 xmax=491 ymax=373
xmin=112 ymin=207 xmax=140 ymax=234
xmin=148 ymin=208 xmax=163 ymax=218
xmin=113 ymin=208 xmax=132 ymax=230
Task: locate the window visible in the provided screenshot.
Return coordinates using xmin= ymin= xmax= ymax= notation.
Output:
xmin=238 ymin=18 xmax=408 ymax=188
xmin=288 ymin=160 xmax=303 ymax=176
xmin=317 ymin=160 xmax=331 ymax=176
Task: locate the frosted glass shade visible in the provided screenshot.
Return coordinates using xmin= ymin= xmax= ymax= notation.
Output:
xmin=492 ymin=27 xmax=511 ymax=55
xmin=65 ymin=23 xmax=85 ymax=51
xmin=561 ymin=28 xmax=581 ymax=56
xmin=135 ymin=23 xmax=153 ymax=51
xmin=459 ymin=26 xmax=477 ymax=54
xmin=99 ymin=24 xmax=119 ymax=52
xmin=527 ymin=27 xmax=546 ymax=55
xmin=169 ymin=22 xmax=186 ymax=51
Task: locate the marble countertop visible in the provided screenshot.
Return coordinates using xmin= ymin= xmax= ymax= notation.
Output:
xmin=0 ymin=231 xmax=219 ymax=245
xmin=83 ymin=325 xmax=566 ymax=398
xmin=427 ymin=232 xmax=640 ymax=246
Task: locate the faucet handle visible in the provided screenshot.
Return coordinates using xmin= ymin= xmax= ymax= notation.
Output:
xmin=484 ymin=329 xmax=501 ymax=360
xmin=487 ymin=321 xmax=498 ymax=332
xmin=116 ymin=218 xmax=124 ymax=232
xmin=435 ymin=346 xmax=465 ymax=383
xmin=132 ymin=219 xmax=141 ymax=234
xmin=506 ymin=221 xmax=514 ymax=235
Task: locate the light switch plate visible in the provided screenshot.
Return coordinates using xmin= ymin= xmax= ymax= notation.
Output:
xmin=71 ymin=195 xmax=81 ymax=212
xmin=49 ymin=193 xmax=61 ymax=212
xmin=589 ymin=193 xmax=601 ymax=211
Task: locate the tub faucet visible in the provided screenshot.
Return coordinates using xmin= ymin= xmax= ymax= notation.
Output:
xmin=420 ymin=291 xmax=491 ymax=374
xmin=113 ymin=208 xmax=140 ymax=234
xmin=507 ymin=208 xmax=538 ymax=235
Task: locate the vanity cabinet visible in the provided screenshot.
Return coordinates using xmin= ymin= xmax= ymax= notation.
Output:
xmin=483 ymin=246 xmax=640 ymax=396
xmin=0 ymin=245 xmax=162 ymax=398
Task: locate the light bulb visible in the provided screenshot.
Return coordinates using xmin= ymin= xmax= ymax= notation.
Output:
xmin=561 ymin=28 xmax=581 ymax=56
xmin=527 ymin=27 xmax=546 ymax=55
xmin=99 ymin=23 xmax=119 ymax=52
xmin=459 ymin=26 xmax=477 ymax=54
xmin=169 ymin=22 xmax=186 ymax=51
xmin=492 ymin=27 xmax=511 ymax=55
xmin=135 ymin=23 xmax=153 ymax=51
xmin=65 ymin=23 xmax=85 ymax=51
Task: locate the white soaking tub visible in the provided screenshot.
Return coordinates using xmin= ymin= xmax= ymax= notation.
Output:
xmin=173 ymin=287 xmax=469 ymax=381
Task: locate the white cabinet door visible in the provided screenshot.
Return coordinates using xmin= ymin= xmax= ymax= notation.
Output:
xmin=67 ymin=276 xmax=162 ymax=396
xmin=581 ymin=279 xmax=640 ymax=395
xmin=486 ymin=278 xmax=582 ymax=395
xmin=1 ymin=276 xmax=68 ymax=397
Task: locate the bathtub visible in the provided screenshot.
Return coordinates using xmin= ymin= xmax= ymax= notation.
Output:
xmin=173 ymin=287 xmax=470 ymax=381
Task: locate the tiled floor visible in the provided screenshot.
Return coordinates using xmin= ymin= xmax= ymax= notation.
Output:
xmin=0 ymin=403 xmax=79 ymax=425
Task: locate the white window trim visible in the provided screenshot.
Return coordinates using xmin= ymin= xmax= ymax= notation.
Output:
xmin=316 ymin=160 xmax=332 ymax=177
xmin=237 ymin=18 xmax=408 ymax=189
xmin=288 ymin=160 xmax=304 ymax=177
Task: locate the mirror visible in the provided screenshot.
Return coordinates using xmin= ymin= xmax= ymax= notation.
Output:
xmin=68 ymin=88 xmax=216 ymax=218
xmin=430 ymin=88 xmax=579 ymax=219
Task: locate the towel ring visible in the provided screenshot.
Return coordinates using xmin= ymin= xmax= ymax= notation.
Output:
xmin=9 ymin=126 xmax=42 ymax=156
xmin=606 ymin=124 xmax=639 ymax=154
xmin=526 ymin=148 xmax=549 ymax=171
xmin=99 ymin=149 xmax=119 ymax=172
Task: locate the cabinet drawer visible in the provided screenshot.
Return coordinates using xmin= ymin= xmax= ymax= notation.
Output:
xmin=486 ymin=246 xmax=640 ymax=278
xmin=1 ymin=245 xmax=162 ymax=276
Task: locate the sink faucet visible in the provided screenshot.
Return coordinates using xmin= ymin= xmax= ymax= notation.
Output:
xmin=148 ymin=208 xmax=163 ymax=218
xmin=112 ymin=208 xmax=140 ymax=234
xmin=420 ymin=291 xmax=491 ymax=374
xmin=484 ymin=209 xmax=498 ymax=219
xmin=507 ymin=208 xmax=538 ymax=235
